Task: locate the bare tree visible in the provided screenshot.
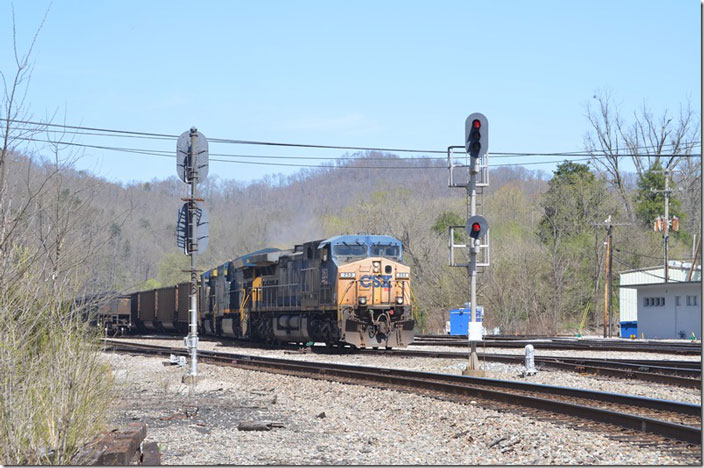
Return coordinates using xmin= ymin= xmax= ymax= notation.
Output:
xmin=584 ymin=90 xmax=700 ymax=222
xmin=0 ymin=9 xmax=117 ymax=464
xmin=0 ymin=4 xmax=50 ymax=192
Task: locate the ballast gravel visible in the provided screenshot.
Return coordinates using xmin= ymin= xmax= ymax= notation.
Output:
xmin=101 ymin=339 xmax=701 ymax=465
xmin=114 ymin=337 xmax=702 ymax=404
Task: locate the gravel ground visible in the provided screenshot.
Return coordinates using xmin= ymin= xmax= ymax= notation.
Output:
xmin=102 ymin=338 xmax=702 ymax=465
xmin=112 ymin=337 xmax=702 ymax=405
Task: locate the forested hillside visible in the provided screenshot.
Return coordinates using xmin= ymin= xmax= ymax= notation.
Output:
xmin=5 ymin=147 xmax=700 ymax=334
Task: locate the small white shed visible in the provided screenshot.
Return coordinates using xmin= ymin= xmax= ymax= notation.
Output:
xmin=619 ymin=262 xmax=701 ymax=339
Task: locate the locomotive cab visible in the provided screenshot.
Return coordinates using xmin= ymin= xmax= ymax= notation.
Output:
xmin=323 ymin=235 xmax=415 ymax=348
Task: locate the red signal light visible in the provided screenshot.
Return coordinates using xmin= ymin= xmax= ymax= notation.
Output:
xmin=472 ymin=223 xmax=481 ymax=232
xmin=472 ymin=119 xmax=481 ymax=129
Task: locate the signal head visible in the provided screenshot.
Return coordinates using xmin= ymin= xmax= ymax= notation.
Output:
xmin=465 ymin=113 xmax=488 ymax=159
xmin=466 ymin=215 xmax=489 ymax=240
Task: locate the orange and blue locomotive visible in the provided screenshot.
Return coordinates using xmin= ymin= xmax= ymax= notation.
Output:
xmin=200 ymin=234 xmax=415 ymax=348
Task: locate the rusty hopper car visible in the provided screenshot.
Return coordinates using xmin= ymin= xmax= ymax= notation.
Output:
xmin=71 ymin=293 xmax=132 ymax=335
xmin=134 ymin=284 xmax=190 ymax=333
xmin=200 ymin=235 xmax=415 ymax=348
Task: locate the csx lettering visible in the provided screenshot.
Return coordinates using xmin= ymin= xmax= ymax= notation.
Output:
xmin=359 ymin=274 xmax=392 ymax=288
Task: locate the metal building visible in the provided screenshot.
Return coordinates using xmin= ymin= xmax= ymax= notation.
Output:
xmin=618 ymin=262 xmax=701 ymax=339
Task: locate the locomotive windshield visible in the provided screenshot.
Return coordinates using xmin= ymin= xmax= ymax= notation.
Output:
xmin=333 ymin=243 xmax=367 ymax=258
xmin=323 ymin=234 xmax=404 ymax=263
xmin=370 ymin=243 xmax=400 ymax=259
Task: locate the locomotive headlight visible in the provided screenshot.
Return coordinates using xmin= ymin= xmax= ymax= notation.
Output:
xmin=372 ymin=261 xmax=381 ymax=273
xmin=396 ymin=272 xmax=409 ymax=279
xmin=358 ymin=296 xmax=367 ymax=305
xmin=396 ymin=296 xmax=404 ymax=304
xmin=339 ymin=271 xmax=356 ymax=279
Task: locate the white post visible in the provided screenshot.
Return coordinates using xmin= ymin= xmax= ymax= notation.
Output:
xmin=524 ymin=344 xmax=537 ymax=375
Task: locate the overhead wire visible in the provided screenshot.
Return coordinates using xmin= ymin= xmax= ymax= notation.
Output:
xmin=13 ymin=135 xmax=602 ymax=169
xmin=614 ymin=247 xmax=668 ymax=260
xmin=614 ymin=246 xmax=697 ymax=261
xmin=611 ymin=256 xmax=667 ymax=280
xmin=612 ymin=255 xmax=698 ymax=281
xmin=9 ymin=138 xmax=701 ymax=174
xmin=3 ymin=117 xmax=701 ymax=159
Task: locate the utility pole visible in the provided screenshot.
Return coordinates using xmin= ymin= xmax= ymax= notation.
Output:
xmin=664 ymin=169 xmax=670 ymax=283
xmin=595 ymin=216 xmax=630 ymax=338
xmin=652 ymin=169 xmax=674 ymax=283
xmin=688 ymin=235 xmax=701 ymax=281
xmin=603 ymin=218 xmax=612 ymax=338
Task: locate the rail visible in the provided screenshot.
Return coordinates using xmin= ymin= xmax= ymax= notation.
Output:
xmin=102 ymin=340 xmax=701 ymax=445
xmin=357 ymin=348 xmax=701 ymax=387
xmin=410 ymin=337 xmax=702 ymax=355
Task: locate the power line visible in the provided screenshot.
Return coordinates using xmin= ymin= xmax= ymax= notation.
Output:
xmin=613 ymin=246 xmax=698 ymax=261
xmin=613 ymin=255 xmax=697 ymax=281
xmin=2 ymin=118 xmax=176 ymax=139
xmin=614 ymin=247 xmax=666 ymax=260
xmin=13 ymin=135 xmax=600 ymax=169
xmin=612 ymin=256 xmax=668 ymax=280
xmin=3 ymin=117 xmax=701 ymax=159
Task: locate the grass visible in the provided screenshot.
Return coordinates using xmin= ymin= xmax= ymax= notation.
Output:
xmin=0 ymin=287 xmax=115 ymax=465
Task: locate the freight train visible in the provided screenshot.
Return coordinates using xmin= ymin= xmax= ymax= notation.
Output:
xmin=82 ymin=235 xmax=415 ymax=348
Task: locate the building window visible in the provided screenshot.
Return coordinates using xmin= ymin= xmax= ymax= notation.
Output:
xmin=644 ymin=296 xmax=666 ymax=307
xmin=687 ymin=295 xmax=699 ymax=307
xmin=676 ymin=296 xmax=681 ymax=306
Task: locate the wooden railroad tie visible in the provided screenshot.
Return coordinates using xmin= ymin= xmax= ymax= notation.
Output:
xmin=71 ymin=421 xmax=161 ymax=465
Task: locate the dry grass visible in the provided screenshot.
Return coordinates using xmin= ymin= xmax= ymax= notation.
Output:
xmin=0 ymin=278 xmax=115 ymax=465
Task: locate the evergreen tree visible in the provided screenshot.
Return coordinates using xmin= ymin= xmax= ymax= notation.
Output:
xmin=634 ymin=161 xmax=683 ymax=229
xmin=539 ymin=161 xmax=607 ymax=245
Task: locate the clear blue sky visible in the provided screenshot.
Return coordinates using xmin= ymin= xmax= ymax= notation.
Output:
xmin=1 ymin=0 xmax=700 ymax=184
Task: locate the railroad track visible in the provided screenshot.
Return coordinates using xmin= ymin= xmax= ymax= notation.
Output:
xmin=114 ymin=335 xmax=702 ymax=387
xmin=416 ymin=334 xmax=572 ymax=340
xmin=410 ymin=337 xmax=702 ymax=354
xmin=102 ymin=339 xmax=702 ymax=451
xmin=358 ymin=348 xmax=702 ymax=388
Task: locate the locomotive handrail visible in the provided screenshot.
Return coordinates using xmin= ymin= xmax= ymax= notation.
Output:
xmin=338 ymin=278 xmax=412 ymax=310
xmin=408 ymin=284 xmax=419 ymax=322
xmin=239 ymin=289 xmax=251 ymax=323
xmin=339 ymin=279 xmax=358 ymax=312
